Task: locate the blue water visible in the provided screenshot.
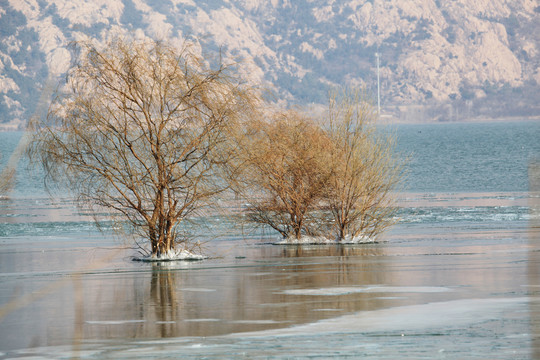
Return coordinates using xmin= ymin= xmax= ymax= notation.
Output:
xmin=3 ymin=121 xmax=539 ymax=196
xmin=395 ymin=121 xmax=540 ymax=192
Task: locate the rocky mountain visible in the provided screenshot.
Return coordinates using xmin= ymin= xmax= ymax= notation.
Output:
xmin=1 ymin=0 xmax=539 ymax=127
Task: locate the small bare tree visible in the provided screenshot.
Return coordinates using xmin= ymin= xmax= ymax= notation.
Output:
xmin=235 ymin=110 xmax=334 ymax=241
xmin=28 ymin=38 xmax=258 ymax=258
xmin=324 ymin=89 xmax=403 ymax=242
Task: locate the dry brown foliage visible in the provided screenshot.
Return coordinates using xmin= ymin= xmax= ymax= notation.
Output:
xmin=234 ymin=110 xmax=334 ymax=241
xmin=28 ymin=37 xmax=259 ymax=256
xmin=324 ymin=89 xmax=403 ymax=241
xmin=233 ymin=89 xmax=403 ymax=243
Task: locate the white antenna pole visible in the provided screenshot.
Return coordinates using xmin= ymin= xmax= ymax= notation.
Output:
xmin=376 ymin=52 xmax=381 ymax=115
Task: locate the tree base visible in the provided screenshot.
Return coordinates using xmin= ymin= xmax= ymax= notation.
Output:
xmin=133 ymin=249 xmax=208 ymax=262
xmin=273 ymin=235 xmax=375 ymax=245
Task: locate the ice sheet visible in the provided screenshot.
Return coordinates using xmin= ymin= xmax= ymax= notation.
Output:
xmin=230 ymin=297 xmax=529 ymax=338
xmin=281 ymin=285 xmax=452 ymax=296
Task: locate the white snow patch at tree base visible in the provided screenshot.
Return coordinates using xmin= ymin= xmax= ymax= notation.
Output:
xmin=274 ymin=235 xmax=375 ymax=245
xmin=134 ymin=249 xmax=208 ymax=262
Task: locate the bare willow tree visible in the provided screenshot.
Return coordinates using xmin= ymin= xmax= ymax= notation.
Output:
xmin=28 ymin=38 xmax=258 ymax=257
xmin=235 ymin=110 xmax=334 ymax=241
xmin=324 ymin=89 xmax=403 ymax=241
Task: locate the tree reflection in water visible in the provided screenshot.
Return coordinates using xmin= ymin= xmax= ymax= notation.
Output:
xmin=113 ymin=243 xmax=392 ymax=340
xmin=150 ymin=264 xmax=179 ymax=337
xmin=280 ymin=244 xmax=382 ymax=258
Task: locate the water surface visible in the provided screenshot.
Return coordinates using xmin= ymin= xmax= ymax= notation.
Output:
xmin=1 ymin=121 xmax=539 ymax=359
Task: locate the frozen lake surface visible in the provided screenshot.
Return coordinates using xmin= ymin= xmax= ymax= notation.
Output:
xmin=1 ymin=121 xmax=539 ymax=358
xmin=0 ymin=193 xmax=538 ymax=359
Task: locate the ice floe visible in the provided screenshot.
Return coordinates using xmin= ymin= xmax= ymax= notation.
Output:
xmin=86 ymin=320 xmax=146 ymax=325
xmin=180 ymin=287 xmax=217 ymax=292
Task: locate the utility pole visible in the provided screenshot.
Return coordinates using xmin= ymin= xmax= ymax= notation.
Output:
xmin=375 ymin=52 xmax=381 ymax=115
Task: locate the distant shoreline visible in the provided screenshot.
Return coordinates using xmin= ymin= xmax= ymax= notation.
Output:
xmin=378 ymin=115 xmax=540 ymax=125
xmin=1 ymin=115 xmax=540 ymax=132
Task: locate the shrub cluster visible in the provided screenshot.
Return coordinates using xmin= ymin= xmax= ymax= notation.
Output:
xmin=231 ymin=90 xmax=402 ymax=244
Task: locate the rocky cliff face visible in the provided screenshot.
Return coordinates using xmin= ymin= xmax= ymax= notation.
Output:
xmin=1 ymin=0 xmax=538 ymax=126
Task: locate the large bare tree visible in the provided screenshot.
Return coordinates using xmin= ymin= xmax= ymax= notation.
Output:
xmin=28 ymin=38 xmax=258 ymax=258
